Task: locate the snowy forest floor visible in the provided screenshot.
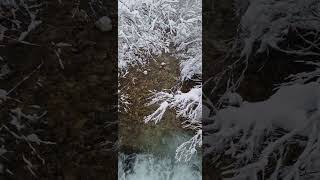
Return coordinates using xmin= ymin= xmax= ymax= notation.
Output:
xmin=0 ymin=1 xmax=117 ymax=179
xmin=119 ymin=54 xmax=186 ymax=153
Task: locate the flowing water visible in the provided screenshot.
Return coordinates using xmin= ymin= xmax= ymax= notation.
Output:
xmin=118 ymin=130 xmax=201 ymax=180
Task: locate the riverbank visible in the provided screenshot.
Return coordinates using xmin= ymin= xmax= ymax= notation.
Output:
xmin=119 ymin=54 xmax=181 ymax=152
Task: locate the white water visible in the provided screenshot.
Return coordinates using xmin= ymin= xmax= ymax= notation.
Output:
xmin=119 ymin=132 xmax=201 ymax=180
xmin=119 ymin=153 xmax=201 ymax=180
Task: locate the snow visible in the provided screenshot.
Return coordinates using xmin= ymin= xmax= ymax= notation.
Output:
xmin=25 ymin=134 xmax=43 ymax=145
xmin=0 ymin=64 xmax=10 ymax=79
xmin=24 ymin=133 xmax=55 ymax=145
xmin=206 ymin=82 xmax=320 ymax=180
xmin=0 ymin=89 xmax=7 ymax=102
xmin=144 ymin=87 xmax=202 ymax=160
xmin=216 ymin=83 xmax=320 ymax=132
xmin=223 ymin=92 xmax=243 ymax=106
xmin=175 ymin=129 xmax=202 ymax=161
xmin=144 ymin=101 xmax=170 ymax=124
xmin=143 ymin=70 xmax=148 ymax=75
xmin=22 ymin=155 xmax=36 ymax=177
xmin=145 ymin=87 xmax=201 ymax=126
xmin=118 ymin=0 xmax=201 ymax=79
xmin=10 ymin=115 xmax=24 ymax=131
xmin=118 ymin=0 xmax=172 ymax=72
xmin=119 ymin=0 xmax=202 ymax=162
xmin=203 ymin=0 xmax=320 ymax=179
xmin=238 ymin=0 xmax=320 ymax=59
xmin=95 ymin=16 xmax=112 ymax=32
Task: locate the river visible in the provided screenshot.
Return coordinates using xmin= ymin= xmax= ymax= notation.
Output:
xmin=118 ymin=130 xmax=201 ymax=180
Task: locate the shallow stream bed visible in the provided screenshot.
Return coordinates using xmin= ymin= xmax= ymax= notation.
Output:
xmin=119 ymin=55 xmax=201 ymax=180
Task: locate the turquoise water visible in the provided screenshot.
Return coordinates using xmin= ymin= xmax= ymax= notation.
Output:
xmin=119 ymin=132 xmax=201 ymax=180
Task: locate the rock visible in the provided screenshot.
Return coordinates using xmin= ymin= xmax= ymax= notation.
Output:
xmin=95 ymin=16 xmax=112 ymax=32
xmin=143 ymin=70 xmax=148 ymax=75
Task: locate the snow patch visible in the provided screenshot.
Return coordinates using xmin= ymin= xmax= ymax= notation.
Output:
xmin=206 ymin=82 xmax=320 ymax=180
xmin=95 ymin=16 xmax=112 ymax=32
xmin=216 ymin=82 xmax=320 ymax=132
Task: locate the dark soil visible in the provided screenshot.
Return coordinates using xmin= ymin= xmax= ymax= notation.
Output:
xmin=0 ymin=1 xmax=117 ymax=179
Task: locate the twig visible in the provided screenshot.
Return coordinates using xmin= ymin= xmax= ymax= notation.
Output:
xmin=7 ymin=62 xmax=43 ymax=96
xmin=3 ymin=35 xmax=40 ymax=46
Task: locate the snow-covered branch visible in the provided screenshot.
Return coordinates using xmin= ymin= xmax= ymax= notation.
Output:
xmin=144 ymin=87 xmax=202 ymax=160
xmin=206 ymin=82 xmax=320 ymax=179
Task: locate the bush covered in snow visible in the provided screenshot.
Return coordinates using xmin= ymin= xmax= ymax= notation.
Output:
xmin=204 ymin=0 xmax=320 ymax=179
xmin=238 ymin=0 xmax=320 ymax=59
xmin=205 ymin=83 xmax=320 ymax=179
